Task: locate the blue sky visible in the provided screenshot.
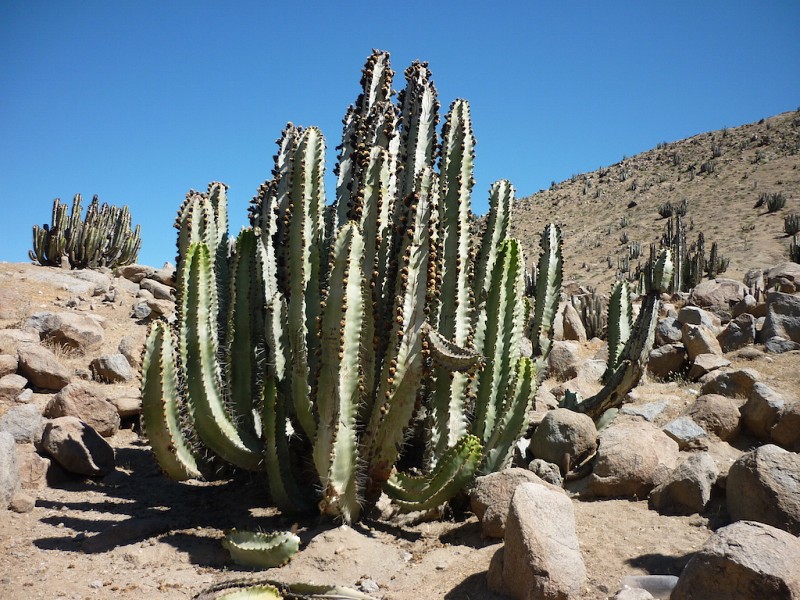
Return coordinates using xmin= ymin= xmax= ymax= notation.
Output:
xmin=2 ymin=1 xmax=799 ymax=267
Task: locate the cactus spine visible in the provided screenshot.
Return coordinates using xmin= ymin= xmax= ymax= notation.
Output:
xmin=141 ymin=50 xmax=561 ymax=524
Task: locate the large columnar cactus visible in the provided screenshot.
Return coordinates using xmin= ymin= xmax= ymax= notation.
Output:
xmin=141 ymin=50 xmax=562 ymax=524
xmin=30 ymin=195 xmax=141 ymax=269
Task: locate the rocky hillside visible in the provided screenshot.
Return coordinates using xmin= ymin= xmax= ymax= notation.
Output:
xmin=511 ymin=109 xmax=800 ymax=290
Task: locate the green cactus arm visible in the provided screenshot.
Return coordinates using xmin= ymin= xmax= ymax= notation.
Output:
xmin=397 ymin=60 xmax=439 ymax=201
xmin=222 ymin=530 xmax=300 ymax=569
xmin=603 ymin=280 xmax=632 ymax=384
xmin=140 ymin=320 xmax=202 ymax=480
xmin=196 ymin=580 xmax=377 ymax=600
xmin=314 ymin=223 xmax=366 ymax=523
xmin=362 ymin=193 xmax=432 ymax=499
xmin=480 ymin=357 xmax=535 ymax=474
xmin=286 ymin=127 xmax=326 ymax=440
xmin=384 ymin=434 xmax=482 ymax=512
xmin=530 ymin=224 xmax=563 ymax=379
xmin=424 ymin=323 xmax=483 ymax=372
xmin=473 ymin=180 xmax=514 ymax=304
xmin=181 ymin=242 xmax=263 ymax=471
xmin=216 ymin=585 xmax=282 ymax=599
xmin=471 ymin=238 xmax=525 ymax=444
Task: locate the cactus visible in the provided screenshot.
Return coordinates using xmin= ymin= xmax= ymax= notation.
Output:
xmin=790 ymin=235 xmax=800 ymax=263
xmin=29 ymin=194 xmax=141 ymax=269
xmin=562 ymin=249 xmax=671 ymax=420
xmin=141 ymin=50 xmax=561 ymax=524
xmin=784 ymin=212 xmax=800 ymax=237
xmin=194 ymin=580 xmax=376 ymax=600
xmin=222 ymin=530 xmax=301 ymax=569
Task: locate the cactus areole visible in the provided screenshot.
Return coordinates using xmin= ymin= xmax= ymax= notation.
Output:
xmin=140 ymin=50 xmax=563 ymax=524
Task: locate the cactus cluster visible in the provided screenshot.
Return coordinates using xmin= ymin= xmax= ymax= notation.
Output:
xmin=29 ymin=195 xmax=141 ymax=269
xmin=140 ymin=51 xmax=562 ymax=524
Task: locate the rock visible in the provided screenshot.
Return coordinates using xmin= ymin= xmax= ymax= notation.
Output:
xmin=531 ymin=408 xmax=597 ymax=474
xmin=771 ymin=401 xmax=800 ymax=452
xmin=487 ymin=481 xmax=586 ymax=600
xmin=17 ymin=445 xmax=50 ymax=490
xmin=22 ymin=269 xmax=95 ymax=295
xmin=717 ymin=312 xmax=756 ymax=352
xmin=106 ymin=387 xmax=142 ymax=418
xmin=0 ymin=432 xmax=20 ymax=509
xmin=671 ymin=521 xmax=800 ymax=600
xmin=9 ymin=491 xmax=35 ymax=513
xmin=706 ymin=440 xmax=744 ymax=489
xmin=577 ymin=358 xmax=606 ymax=382
xmin=649 ymin=452 xmax=717 ymax=514
xmin=150 ymin=263 xmax=176 ymax=287
xmin=761 ymin=291 xmax=800 ymax=343
xmin=550 ymin=376 xmax=602 ymax=402
xmin=23 ymin=311 xmax=104 ymax=353
xmin=527 ymin=459 xmax=563 ymax=486
xmin=689 ymin=278 xmax=748 ymax=319
xmin=765 ymin=261 xmax=800 ymax=293
xmin=687 ymin=353 xmax=730 ymax=381
xmin=655 ymin=316 xmax=683 ymax=347
xmin=683 ymin=394 xmax=741 ymax=441
xmin=112 ymin=276 xmax=140 ymax=295
xmin=727 ymin=445 xmax=800 ymax=535
xmin=731 ymin=294 xmax=758 ymax=318
xmin=115 ymin=264 xmax=154 ymax=283
xmin=647 ymin=343 xmax=688 ymax=379
xmin=16 ymin=344 xmax=71 ymax=390
xmin=0 ymin=404 xmax=44 ymax=444
xmin=39 ymin=417 xmax=115 ymax=477
xmin=734 ymin=346 xmax=766 ymax=360
xmin=71 ymin=270 xmax=112 ymax=296
xmin=131 ymin=301 xmax=152 ymax=320
xmin=519 ymin=336 xmax=533 ymax=358
xmin=561 ymin=303 xmax=587 ymax=342
xmin=89 ymin=354 xmax=133 ymax=383
xmin=621 ymin=401 xmax=668 ymax=422
xmin=699 ymin=368 xmax=760 ymax=398
xmin=470 ymin=468 xmax=546 ymax=538
xmin=145 ymin=298 xmax=175 ymax=318
xmin=546 ymin=341 xmax=582 ymax=381
xmin=681 ymin=324 xmax=722 ymax=360
xmin=764 ymin=336 xmax=800 ymax=354
xmin=742 ymin=383 xmax=789 ymax=441
xmin=139 ymin=278 xmax=174 ymax=300
xmin=44 ymin=382 xmax=120 ymax=437
xmin=588 ymin=420 xmax=680 ymax=498
xmin=662 ymin=417 xmax=708 ymax=450
xmin=118 ymin=333 xmax=146 ymax=370
xmin=0 ymin=354 xmax=18 ymax=377
xmin=0 ymin=373 xmax=28 ymax=400
xmin=677 ymin=306 xmax=722 ymax=334
xmin=615 ymin=589 xmax=655 ymax=600
xmin=0 ymin=329 xmax=39 ymax=354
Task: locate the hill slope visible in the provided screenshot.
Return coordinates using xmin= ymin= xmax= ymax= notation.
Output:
xmin=510 ymin=109 xmax=800 ymax=290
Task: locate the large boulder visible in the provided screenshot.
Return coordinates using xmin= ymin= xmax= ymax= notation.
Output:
xmin=649 ymin=452 xmax=718 ymax=515
xmin=547 ymin=341 xmax=582 ymax=381
xmin=771 ymin=401 xmax=800 ymax=452
xmin=561 ymin=303 xmax=587 ymax=343
xmin=39 ymin=417 xmax=115 ymax=477
xmin=0 ymin=373 xmax=28 ymax=401
xmin=115 ymin=264 xmax=154 ymax=283
xmin=741 ymin=383 xmax=789 ymax=441
xmin=530 ymin=408 xmax=597 ymax=474
xmin=699 ymin=368 xmax=760 ymax=399
xmin=765 ymin=262 xmax=800 ymax=293
xmin=588 ymin=420 xmax=680 ymax=498
xmin=761 ymin=291 xmax=800 ymax=343
xmin=0 ymin=354 xmax=18 ymax=377
xmin=23 ymin=311 xmax=104 ymax=353
xmin=488 ymin=481 xmax=586 ymax=600
xmin=717 ymin=312 xmax=757 ymax=352
xmin=689 ymin=278 xmax=748 ymax=319
xmin=44 ymin=382 xmax=120 ymax=437
xmin=470 ymin=468 xmax=546 ymax=538
xmin=726 ymin=445 xmax=800 ymax=535
xmin=683 ymin=394 xmax=741 ymax=441
xmin=16 ymin=343 xmax=71 ymax=390
xmin=687 ymin=353 xmax=730 ymax=381
xmin=0 ymin=432 xmax=20 ymax=509
xmin=682 ymin=324 xmax=723 ymax=360
xmin=671 ymin=521 xmax=800 ymax=600
xmin=677 ymin=306 xmax=722 ymax=334
xmin=647 ymin=344 xmax=688 ymax=379
xmin=655 ymin=317 xmax=683 ymax=347
xmin=0 ymin=404 xmax=44 ymax=444
xmin=89 ymin=354 xmax=134 ymax=383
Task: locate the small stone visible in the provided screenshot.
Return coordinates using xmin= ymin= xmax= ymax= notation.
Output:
xmin=530 ymin=408 xmax=597 ymax=475
xmin=0 ymin=404 xmax=45 ymax=444
xmin=763 ymin=335 xmax=800 ymax=354
xmin=16 ymin=343 xmax=71 ymax=390
xmin=662 ymin=416 xmax=708 ymax=450
xmin=621 ymin=401 xmax=668 ymax=422
xmin=9 ymin=491 xmax=35 ymax=513
xmin=89 ymin=354 xmax=134 ymax=383
xmin=0 ymin=373 xmax=27 ymax=400
xmin=39 ymin=417 xmax=115 ymax=477
xmin=131 ymin=301 xmax=152 ymax=320
xmin=0 ymin=354 xmax=18 ymax=377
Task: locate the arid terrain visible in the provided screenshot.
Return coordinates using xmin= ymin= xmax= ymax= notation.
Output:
xmin=1 ymin=110 xmax=799 ymax=600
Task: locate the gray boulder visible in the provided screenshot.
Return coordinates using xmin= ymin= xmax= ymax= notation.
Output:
xmin=761 ymin=291 xmax=800 ymax=343
xmin=488 ymin=481 xmax=586 ymax=600
xmin=741 ymin=383 xmax=788 ymax=441
xmin=0 ymin=373 xmax=28 ymax=401
xmin=527 ymin=459 xmax=564 ymax=486
xmin=23 ymin=311 xmax=104 ymax=353
xmin=662 ymin=417 xmax=708 ymax=450
xmin=683 ymin=394 xmax=741 ymax=441
xmin=531 ymin=408 xmax=597 ymax=475
xmin=682 ymin=324 xmax=723 ymax=360
xmin=0 ymin=404 xmax=44 ymax=444
xmin=649 ymin=452 xmax=718 ymax=515
xmin=717 ymin=312 xmax=756 ymax=352
xmin=16 ymin=343 xmax=71 ymax=390
xmin=44 ymin=382 xmax=120 ymax=437
xmin=764 ymin=336 xmax=800 ymax=354
xmin=677 ymin=306 xmax=722 ymax=334
xmin=547 ymin=341 xmax=582 ymax=381
xmin=588 ymin=420 xmax=680 ymax=498
xmin=655 ymin=316 xmax=683 ymax=347
xmin=470 ymin=468 xmax=547 ymax=538
xmin=672 ymin=521 xmax=800 ymax=600
xmin=689 ymin=278 xmax=747 ymax=319
xmin=0 ymin=432 xmax=20 ymax=509
xmin=561 ymin=302 xmax=587 ymax=343
xmin=699 ymin=368 xmax=760 ymax=398
xmin=687 ymin=353 xmax=730 ymax=381
xmin=89 ymin=354 xmax=134 ymax=383
xmin=647 ymin=344 xmax=688 ymax=379
xmin=118 ymin=333 xmax=146 ymax=370
xmin=765 ymin=262 xmax=800 ymax=293
xmin=139 ymin=278 xmax=174 ymax=300
xmin=115 ymin=264 xmax=154 ymax=283
xmin=39 ymin=417 xmax=115 ymax=477
xmin=727 ymin=445 xmax=800 ymax=535
xmin=771 ymin=401 xmax=800 ymax=452
xmin=0 ymin=354 xmax=18 ymax=377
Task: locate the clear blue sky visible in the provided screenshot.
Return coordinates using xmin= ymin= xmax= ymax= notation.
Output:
xmin=2 ymin=2 xmax=799 ymax=267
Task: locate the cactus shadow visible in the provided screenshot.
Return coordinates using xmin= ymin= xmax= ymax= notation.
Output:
xmin=443 ymin=572 xmax=506 ymax=599
xmin=438 ymin=519 xmax=499 ymax=550
xmin=625 ymin=551 xmax=696 ymax=576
